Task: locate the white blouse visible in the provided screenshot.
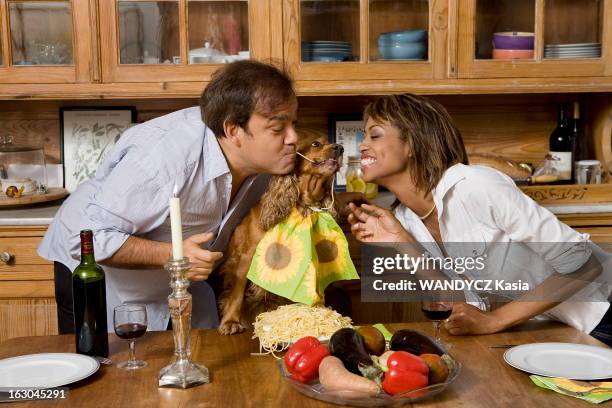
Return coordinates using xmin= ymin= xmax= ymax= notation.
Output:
xmin=393 ymin=163 xmax=610 ymax=334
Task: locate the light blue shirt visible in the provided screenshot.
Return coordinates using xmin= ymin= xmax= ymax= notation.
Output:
xmin=39 ymin=107 xmax=270 ymax=330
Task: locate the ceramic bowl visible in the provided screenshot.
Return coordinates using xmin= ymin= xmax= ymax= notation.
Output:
xmin=492 ymin=48 xmax=534 ymax=60
xmin=379 ymin=41 xmax=427 ymax=60
xmin=493 ymin=32 xmax=534 ymax=50
xmin=378 ymin=29 xmax=427 ymax=44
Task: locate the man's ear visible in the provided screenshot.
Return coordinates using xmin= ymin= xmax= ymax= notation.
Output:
xmin=223 ymin=121 xmax=244 ymax=147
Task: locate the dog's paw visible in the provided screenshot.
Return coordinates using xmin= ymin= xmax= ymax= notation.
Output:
xmin=218 ymin=321 xmax=245 ymax=335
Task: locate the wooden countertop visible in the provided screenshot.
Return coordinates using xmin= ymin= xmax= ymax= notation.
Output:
xmin=0 ymin=321 xmax=607 ymax=407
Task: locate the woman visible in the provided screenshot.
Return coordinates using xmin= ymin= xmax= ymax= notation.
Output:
xmin=347 ymin=94 xmax=611 ymax=345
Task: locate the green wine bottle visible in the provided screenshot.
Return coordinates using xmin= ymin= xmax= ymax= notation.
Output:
xmin=72 ymin=230 xmax=109 ymax=357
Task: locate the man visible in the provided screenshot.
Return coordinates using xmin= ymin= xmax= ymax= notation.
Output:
xmin=38 ymin=60 xmax=299 ymax=332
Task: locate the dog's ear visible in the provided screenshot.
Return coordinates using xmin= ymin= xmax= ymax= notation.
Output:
xmin=259 ymin=175 xmax=299 ymax=230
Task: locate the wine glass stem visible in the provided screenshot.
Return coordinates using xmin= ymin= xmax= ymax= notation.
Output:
xmin=128 ymin=340 xmax=136 ymax=363
xmin=433 ymin=321 xmax=442 ymax=341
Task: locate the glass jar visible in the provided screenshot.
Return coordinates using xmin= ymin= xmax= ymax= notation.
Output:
xmin=345 ymin=156 xmax=378 ymax=199
xmin=0 ymin=136 xmax=48 ymax=199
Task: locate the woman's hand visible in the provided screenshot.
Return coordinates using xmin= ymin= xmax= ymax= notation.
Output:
xmin=444 ymin=303 xmax=502 ymax=335
xmin=347 ymin=202 xmax=413 ymax=243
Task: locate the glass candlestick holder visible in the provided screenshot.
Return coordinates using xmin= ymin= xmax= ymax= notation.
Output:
xmin=158 ymin=257 xmax=210 ymax=388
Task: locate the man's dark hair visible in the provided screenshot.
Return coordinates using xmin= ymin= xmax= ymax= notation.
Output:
xmin=200 ymin=60 xmax=295 ymax=137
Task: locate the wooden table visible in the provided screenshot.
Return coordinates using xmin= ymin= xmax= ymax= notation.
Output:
xmin=0 ymin=321 xmax=607 ymax=407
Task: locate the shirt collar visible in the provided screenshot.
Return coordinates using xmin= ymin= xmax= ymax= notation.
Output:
xmin=203 ymin=127 xmax=231 ymax=183
xmin=433 ymin=163 xmax=467 ymax=199
xmin=431 ymin=163 xmax=467 ymax=217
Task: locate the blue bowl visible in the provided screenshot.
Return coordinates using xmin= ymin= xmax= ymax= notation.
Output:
xmin=378 ymin=42 xmax=427 ymax=60
xmin=378 ymin=29 xmax=427 ymax=44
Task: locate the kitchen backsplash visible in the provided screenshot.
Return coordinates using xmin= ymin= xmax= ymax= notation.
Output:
xmin=0 ymin=93 xmax=600 ymax=168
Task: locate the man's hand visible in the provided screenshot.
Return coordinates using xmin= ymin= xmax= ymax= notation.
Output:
xmin=444 ymin=303 xmax=502 ymax=335
xmin=347 ymin=203 xmax=413 ymax=243
xmin=183 ymin=232 xmax=223 ymax=281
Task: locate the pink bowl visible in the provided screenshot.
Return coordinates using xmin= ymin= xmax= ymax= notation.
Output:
xmin=492 ymin=49 xmax=534 ymax=60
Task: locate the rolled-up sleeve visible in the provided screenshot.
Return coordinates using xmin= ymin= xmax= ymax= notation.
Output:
xmin=465 ymin=171 xmax=591 ymax=274
xmin=83 ymin=145 xmax=176 ymax=262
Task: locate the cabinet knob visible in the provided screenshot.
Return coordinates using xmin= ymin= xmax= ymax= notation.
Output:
xmin=0 ymin=252 xmax=13 ymax=264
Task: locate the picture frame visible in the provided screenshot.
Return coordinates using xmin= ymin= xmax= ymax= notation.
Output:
xmin=60 ymin=107 xmax=137 ymax=192
xmin=328 ymin=113 xmax=365 ymax=189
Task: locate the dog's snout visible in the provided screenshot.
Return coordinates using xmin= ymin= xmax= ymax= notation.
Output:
xmin=332 ymin=144 xmax=344 ymax=156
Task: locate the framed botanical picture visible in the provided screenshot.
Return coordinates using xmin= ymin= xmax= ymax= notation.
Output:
xmin=328 ymin=113 xmax=365 ymax=189
xmin=60 ymin=107 xmax=137 ymax=192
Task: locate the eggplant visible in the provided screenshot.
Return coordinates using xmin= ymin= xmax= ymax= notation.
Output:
xmin=389 ymin=329 xmax=445 ymax=356
xmin=329 ymin=328 xmax=381 ymax=381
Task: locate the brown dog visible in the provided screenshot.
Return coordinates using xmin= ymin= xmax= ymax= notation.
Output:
xmin=217 ymin=137 xmax=343 ymax=335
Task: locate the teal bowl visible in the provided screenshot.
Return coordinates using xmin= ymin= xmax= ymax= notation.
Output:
xmin=378 ymin=41 xmax=427 ymax=60
xmin=378 ymin=29 xmax=428 ymax=44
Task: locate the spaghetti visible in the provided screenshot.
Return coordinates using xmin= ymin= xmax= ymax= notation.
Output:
xmin=252 ymin=304 xmax=352 ymax=356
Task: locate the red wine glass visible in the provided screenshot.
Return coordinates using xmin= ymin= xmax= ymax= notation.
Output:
xmin=114 ymin=303 xmax=147 ymax=370
xmin=421 ymin=299 xmax=453 ymax=342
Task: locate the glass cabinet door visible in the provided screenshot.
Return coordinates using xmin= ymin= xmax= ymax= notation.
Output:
xmin=457 ymin=0 xmax=608 ymax=79
xmin=369 ymin=0 xmax=429 ymax=62
xmin=543 ymin=0 xmax=603 ymax=60
xmin=100 ymin=0 xmax=269 ymax=82
xmin=300 ymin=0 xmax=360 ymax=63
xmin=0 ymin=0 xmax=92 ymax=84
xmin=8 ymin=1 xmax=73 ymax=66
xmin=475 ymin=0 xmax=535 ymax=61
xmin=188 ymin=0 xmax=249 ymax=64
xmin=284 ymin=0 xmax=440 ymax=82
xmin=117 ymin=1 xmax=180 ymax=65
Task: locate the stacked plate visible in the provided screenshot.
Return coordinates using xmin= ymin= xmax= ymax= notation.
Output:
xmin=301 ymin=41 xmax=352 ymax=62
xmin=544 ymin=43 xmax=601 ymax=59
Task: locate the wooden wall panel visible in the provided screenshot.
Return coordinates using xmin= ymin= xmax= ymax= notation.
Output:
xmin=0 ymin=93 xmax=607 ymax=169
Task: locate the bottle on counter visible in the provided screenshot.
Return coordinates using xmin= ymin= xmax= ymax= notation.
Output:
xmin=72 ymin=229 xmax=109 ymax=357
xmin=345 ymin=156 xmax=378 ymax=199
xmin=549 ymin=104 xmax=574 ymax=183
xmin=572 ymin=101 xmax=589 ymax=166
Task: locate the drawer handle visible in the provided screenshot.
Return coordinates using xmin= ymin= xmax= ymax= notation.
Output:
xmin=0 ymin=252 xmax=13 ymax=264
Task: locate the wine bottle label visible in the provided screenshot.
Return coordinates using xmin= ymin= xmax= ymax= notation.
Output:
xmin=549 ymin=151 xmax=572 ymax=180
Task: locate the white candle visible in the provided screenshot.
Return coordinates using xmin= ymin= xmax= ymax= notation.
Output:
xmin=169 ymin=185 xmax=183 ymax=261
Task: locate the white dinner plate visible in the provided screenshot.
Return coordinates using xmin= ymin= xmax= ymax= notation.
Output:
xmin=544 ymin=42 xmax=601 ymax=48
xmin=0 ymin=353 xmax=100 ymax=388
xmin=504 ymin=343 xmax=612 ymax=380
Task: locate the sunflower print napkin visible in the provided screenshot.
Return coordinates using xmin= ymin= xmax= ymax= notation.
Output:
xmin=247 ymin=208 xmax=359 ymax=305
xmin=530 ymin=376 xmax=612 ymax=404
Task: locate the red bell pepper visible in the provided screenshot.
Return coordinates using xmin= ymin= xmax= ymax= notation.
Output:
xmin=382 ymin=351 xmax=429 ymax=396
xmin=284 ymin=336 xmax=330 ymax=383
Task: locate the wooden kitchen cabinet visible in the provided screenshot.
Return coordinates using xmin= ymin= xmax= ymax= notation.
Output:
xmin=0 ymin=0 xmax=96 ymax=84
xmin=0 ymin=0 xmax=610 ymax=97
xmin=281 ymin=0 xmax=450 ymax=82
xmin=98 ymin=0 xmax=271 ymax=83
xmin=0 ymin=226 xmax=57 ymax=343
xmin=457 ymin=0 xmax=612 ymax=79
